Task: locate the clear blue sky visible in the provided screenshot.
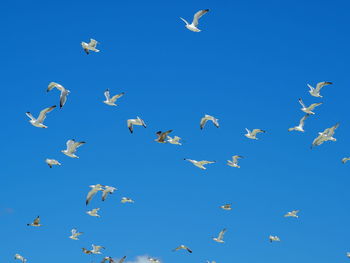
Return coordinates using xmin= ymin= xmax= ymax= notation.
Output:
xmin=1 ymin=0 xmax=350 ymax=262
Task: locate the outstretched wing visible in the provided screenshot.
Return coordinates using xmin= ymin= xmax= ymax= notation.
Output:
xmin=308 ymin=102 xmax=322 ymax=110
xmin=298 ymin=98 xmax=306 ymax=108
xmin=104 ymin=89 xmax=110 ymax=100
xmin=315 ymin=81 xmax=332 ymax=92
xmin=118 ymin=256 xmax=126 ymax=263
xmin=218 ymin=228 xmax=227 ymax=239
xmin=89 ymin=39 xmax=98 ymax=48
xmin=251 ymin=129 xmax=265 ymax=136
xmin=37 ymin=105 xmax=56 ymax=123
xmin=299 ymin=114 xmax=309 ymax=126
xmin=110 ymin=92 xmax=125 ymax=103
xmin=47 ymin=82 xmax=64 ymax=92
xmin=192 ymin=9 xmax=209 ymax=26
xmin=200 ymin=117 xmax=208 ymax=129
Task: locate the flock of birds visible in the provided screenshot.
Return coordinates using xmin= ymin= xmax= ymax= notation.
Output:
xmin=14 ymin=8 xmax=350 ymax=263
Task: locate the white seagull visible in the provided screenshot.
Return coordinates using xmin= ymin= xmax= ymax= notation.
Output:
xmin=200 ymin=114 xmax=219 ymax=129
xmin=284 ymin=210 xmax=300 ymax=218
xmin=103 ymin=89 xmax=125 ymax=106
xmin=269 ymin=235 xmax=280 ymax=242
xmin=62 ymin=139 xmax=86 ymax=158
xmin=86 ymin=184 xmax=104 ymax=205
xmin=288 ymin=114 xmax=310 ymax=132
xmin=213 ymin=228 xmax=227 ymax=243
xmin=148 ymin=257 xmax=161 ymax=263
xmin=180 ymin=9 xmax=209 ymax=32
xmin=14 ymin=254 xmax=27 ymax=263
xmin=45 ymin=158 xmax=61 ymax=168
xmin=82 ymin=39 xmax=100 ymax=54
xmin=167 ymin=135 xmax=182 ymax=145
xmin=121 ymin=197 xmax=134 ymax=203
xmin=26 ymin=105 xmax=56 ymax=128
xmin=298 ymin=98 xmax=322 ymax=115
xmin=173 ymin=245 xmax=192 ymax=253
xmin=311 ymin=123 xmax=339 ymax=148
xmin=227 ymin=155 xmax=243 ymax=168
xmin=27 ymin=216 xmax=41 ymax=227
xmin=87 ymin=208 xmax=100 ymax=217
xmin=102 ymin=186 xmax=117 ymax=201
xmin=47 ymin=82 xmax=70 ymax=108
xmin=342 ymin=157 xmax=350 ymax=164
xmin=220 ymin=204 xmax=232 ymax=211
xmin=69 ymin=228 xmax=83 ymax=240
xmin=308 ymin=81 xmax=332 ymax=98
xmin=91 ymin=244 xmax=105 ymax=254
xmin=184 ymin=158 xmax=215 ymax=170
xmin=127 ymin=117 xmax=146 ymax=133
xmin=245 ymin=128 xmax=266 ymax=140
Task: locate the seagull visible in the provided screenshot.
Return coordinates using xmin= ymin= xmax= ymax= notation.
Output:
xmin=26 ymin=105 xmax=56 ymax=128
xmin=342 ymin=157 xmax=350 ymax=164
xmin=47 ymin=82 xmax=70 ymax=108
xmin=288 ymin=114 xmax=310 ymax=132
xmin=148 ymin=257 xmax=161 ymax=263
xmin=81 ymin=39 xmax=100 ymax=54
xmin=86 ymin=184 xmax=104 ymax=205
xmin=184 ymin=158 xmax=215 ymax=170
xmin=311 ymin=123 xmax=339 ymax=148
xmin=220 ymin=204 xmax=232 ymax=211
xmin=27 ymin=216 xmax=41 ymax=227
xmin=69 ymin=228 xmax=83 ymax=240
xmin=298 ymin=98 xmax=322 ymax=115
xmin=180 ymin=9 xmax=209 ymax=32
xmin=200 ymin=114 xmax=219 ymax=129
xmin=284 ymin=210 xmax=299 ymax=218
xmin=14 ymin=254 xmax=27 ymax=263
xmin=227 ymin=155 xmax=243 ymax=168
xmin=87 ymin=208 xmax=100 ymax=217
xmin=117 ymin=256 xmax=127 ymax=263
xmin=101 ymin=257 xmax=115 ymax=263
xmin=103 ymin=89 xmax=125 ymax=106
xmin=121 ymin=197 xmax=134 ymax=203
xmin=127 ymin=117 xmax=146 ymax=133
xmin=45 ymin=158 xmax=61 ymax=168
xmin=213 ymin=228 xmax=227 ymax=243
xmin=269 ymin=235 xmax=280 ymax=242
xmin=102 ymin=186 xmax=117 ymax=201
xmin=91 ymin=244 xmax=105 ymax=254
xmin=82 ymin=248 xmax=93 ymax=254
xmin=62 ymin=139 xmax=86 ymax=158
xmin=167 ymin=136 xmax=182 ymax=145
xmin=155 ymin=130 xmax=173 ymax=143
xmin=244 ymin=128 xmax=265 ymax=140
xmin=308 ymin=81 xmax=332 ymax=98
xmin=173 ymin=245 xmax=192 ymax=253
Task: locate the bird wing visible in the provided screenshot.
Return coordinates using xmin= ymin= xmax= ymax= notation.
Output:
xmin=180 ymin=17 xmax=189 ymax=25
xmin=251 ymin=129 xmax=265 ymax=136
xmin=325 ymin=123 xmax=339 ymax=136
xmin=70 ymin=141 xmax=86 ymax=152
xmin=308 ymin=102 xmax=322 ymax=110
xmin=315 ymin=81 xmax=332 ymax=92
xmin=60 ymin=89 xmax=69 ymax=108
xmin=218 ymin=228 xmax=227 ymax=239
xmin=86 ymin=188 xmax=98 ymax=205
xmin=298 ymin=98 xmax=306 ymax=108
xmin=37 ymin=105 xmax=56 ymax=123
xmin=118 ymin=256 xmax=126 ymax=263
xmin=47 ymin=82 xmax=64 ymax=92
xmin=299 ymin=114 xmax=309 ymax=126
xmin=33 ymin=216 xmax=40 ymax=225
xmin=110 ymin=92 xmax=125 ymax=103
xmin=198 ymin=160 xmax=215 ymax=165
xmin=89 ymin=39 xmax=98 ymax=48
xmin=192 ymin=9 xmax=209 ymax=26
xmin=104 ymin=89 xmax=110 ymax=100
xmin=26 ymin=112 xmax=35 ymax=120
xmin=200 ymin=117 xmax=208 ymax=129
xmin=127 ymin=119 xmax=134 ymax=133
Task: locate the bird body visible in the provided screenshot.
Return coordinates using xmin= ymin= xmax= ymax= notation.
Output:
xmin=213 ymin=228 xmax=226 ymax=243
xmin=227 ymin=155 xmax=243 ymax=168
xmin=69 ymin=228 xmax=83 ymax=240
xmin=86 ymin=184 xmax=104 ymax=205
xmin=311 ymin=123 xmax=339 ymax=148
xmin=308 ymin=81 xmax=332 ymax=97
xmin=245 ymin=128 xmax=265 ymax=139
xmin=200 ymin=114 xmax=219 ymax=129
xmin=26 ymin=105 xmax=56 ymax=128
xmin=298 ymin=98 xmax=322 ymax=115
xmin=284 ymin=210 xmax=299 ymax=218
xmin=342 ymin=157 xmax=350 ymax=164
xmin=180 ymin=9 xmax=209 ymax=32
xmin=269 ymin=235 xmax=280 ymax=242
xmin=155 ymin=130 xmax=173 ymax=143
xmin=121 ymin=197 xmax=134 ymax=203
xmin=47 ymin=82 xmax=70 ymax=108
xmin=87 ymin=208 xmax=100 ymax=217
xmin=27 ymin=216 xmax=41 ymax=227
xmin=102 ymin=186 xmax=117 ymax=201
xmin=45 ymin=158 xmax=61 ymax=168
xmin=103 ymin=89 xmax=124 ymax=106
xmin=184 ymin=159 xmax=215 ymax=170
xmin=220 ymin=204 xmax=232 ymax=210
xmin=82 ymin=39 xmax=100 ymax=54
xmin=167 ymin=136 xmax=182 ymax=145
xmin=127 ymin=117 xmax=146 ymax=133
xmin=14 ymin=254 xmax=27 ymax=263
xmin=288 ymin=114 xmax=309 ymax=132
xmin=91 ymin=244 xmax=105 ymax=254
xmin=62 ymin=139 xmax=86 ymax=158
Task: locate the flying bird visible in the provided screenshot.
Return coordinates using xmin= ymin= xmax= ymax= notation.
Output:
xmin=184 ymin=159 xmax=215 ymax=170
xmin=148 ymin=258 xmax=161 ymax=263
xmin=311 ymin=123 xmax=339 ymax=148
xmin=103 ymin=89 xmax=125 ymax=106
xmin=213 ymin=228 xmax=227 ymax=243
xmin=298 ymin=98 xmax=322 ymax=115
xmin=200 ymin=114 xmax=219 ymax=129
xmin=227 ymin=155 xmax=243 ymax=168
xmin=342 ymin=157 xmax=350 ymax=164
xmin=180 ymin=9 xmax=209 ymax=32
xmin=173 ymin=244 xmax=192 ymax=253
xmin=121 ymin=197 xmax=134 ymax=203
xmin=91 ymin=244 xmax=105 ymax=254
xmin=45 ymin=158 xmax=61 ymax=168
xmin=284 ymin=210 xmax=299 ymax=218
xmin=220 ymin=204 xmax=232 ymax=211
xmin=127 ymin=117 xmax=146 ymax=133
xmin=155 ymin=130 xmax=173 ymax=143
xmin=47 ymin=82 xmax=70 ymax=108
xmin=27 ymin=216 xmax=41 ymax=227
xmin=102 ymin=186 xmax=117 ymax=201
xmin=26 ymin=105 xmax=56 ymax=128
xmin=269 ymin=235 xmax=280 ymax=242
xmin=86 ymin=184 xmax=104 ymax=205
xmin=167 ymin=136 xmax=182 ymax=145
xmin=86 ymin=208 xmax=100 ymax=217
xmin=308 ymin=81 xmax=332 ymax=98
xmin=14 ymin=254 xmax=27 ymax=263
xmin=101 ymin=257 xmax=115 ymax=263
xmin=69 ymin=228 xmax=83 ymax=240
xmin=82 ymin=39 xmax=100 ymax=54
xmin=244 ymin=128 xmax=265 ymax=140
xmin=288 ymin=114 xmax=310 ymax=132
xmin=62 ymin=139 xmax=86 ymax=158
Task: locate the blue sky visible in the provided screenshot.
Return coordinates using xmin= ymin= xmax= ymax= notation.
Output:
xmin=1 ymin=0 xmax=350 ymax=262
